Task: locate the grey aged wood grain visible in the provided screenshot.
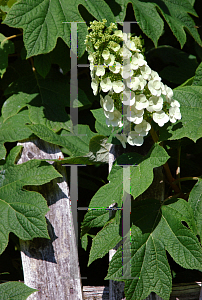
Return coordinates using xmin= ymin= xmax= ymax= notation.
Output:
xmin=17 ymin=138 xmax=83 ymax=300
xmin=108 ymin=142 xmax=165 ymax=300
xmin=82 ymin=284 xmax=202 ymax=300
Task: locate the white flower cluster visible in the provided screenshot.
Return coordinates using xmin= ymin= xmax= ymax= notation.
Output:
xmin=85 ymin=20 xmax=181 ymax=148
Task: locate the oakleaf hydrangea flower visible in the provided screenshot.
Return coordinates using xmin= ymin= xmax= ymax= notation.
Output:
xmin=153 ymin=110 xmax=170 ymax=127
xmin=147 ymin=96 xmax=163 ymax=112
xmin=103 ymin=95 xmax=114 ymax=112
xmin=85 ymin=19 xmax=181 ymax=147
xmin=127 ymin=105 xmax=144 ymax=124
xmin=95 ymin=65 xmax=105 ymax=76
xmin=100 ymin=78 xmax=113 ymax=93
xmin=106 ymin=110 xmax=123 ymax=127
xmin=134 ymin=120 xmax=151 ymax=136
xmin=135 ymin=94 xmax=149 ymax=110
xmin=120 ymin=90 xmax=136 ymax=106
xmin=112 ymin=80 xmax=125 ymax=93
xmin=127 ymin=131 xmax=144 ymax=146
xmin=109 ymin=61 xmax=121 ymax=73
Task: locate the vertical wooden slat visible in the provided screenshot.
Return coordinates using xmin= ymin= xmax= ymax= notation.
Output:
xmin=17 ymin=138 xmax=83 ymax=300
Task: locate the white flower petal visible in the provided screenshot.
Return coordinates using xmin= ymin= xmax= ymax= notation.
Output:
xmin=146 ymin=96 xmax=163 ymax=112
xmin=102 ymin=49 xmax=110 ymax=60
xmin=112 ymin=80 xmax=125 ymax=93
xmin=169 ymin=106 xmax=181 ymax=123
xmin=91 ymin=78 xmax=99 ymax=95
xmin=103 ymin=95 xmax=114 ymax=112
xmin=135 ymin=94 xmax=149 ymax=110
xmin=100 ymin=78 xmax=112 ymax=93
xmin=126 ymin=77 xmax=140 ymax=91
xmin=127 ymin=131 xmax=144 ymax=146
xmin=109 ymin=42 xmax=120 ymax=52
xmin=120 ymin=90 xmax=136 ymax=106
xmin=134 ymin=120 xmax=151 ymax=135
xmin=114 ymin=30 xmax=123 ymax=38
xmin=104 ymin=54 xmax=115 ymax=66
xmin=170 ymin=100 xmax=180 ymax=107
xmin=95 ymin=65 xmax=105 ymax=76
xmin=106 ymin=110 xmax=123 ymax=127
xmin=153 ymin=111 xmax=170 ymax=127
xmin=109 ymin=61 xmax=121 ymax=73
xmin=104 ymin=110 xmax=115 ymax=120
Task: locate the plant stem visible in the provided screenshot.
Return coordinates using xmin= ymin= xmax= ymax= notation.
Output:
xmin=1 ymin=33 xmax=23 ymax=44
xmin=150 ymin=125 xmax=181 ymax=194
xmin=172 ymin=177 xmax=199 ymax=184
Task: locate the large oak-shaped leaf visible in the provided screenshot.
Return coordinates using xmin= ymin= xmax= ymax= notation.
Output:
xmin=3 ymin=0 xmax=115 ymax=58
xmin=113 ymin=0 xmax=201 ymax=48
xmin=0 ymin=145 xmax=62 ymax=255
xmin=105 ymin=198 xmax=202 ymax=300
xmin=89 ymin=143 xmax=169 ymax=208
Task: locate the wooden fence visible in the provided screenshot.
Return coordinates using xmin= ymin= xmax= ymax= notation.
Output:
xmin=16 ymin=138 xmax=202 ymax=299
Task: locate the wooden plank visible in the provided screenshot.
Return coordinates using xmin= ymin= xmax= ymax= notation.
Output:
xmin=17 ymin=138 xmax=83 ymax=300
xmin=83 ymin=286 xmax=109 ymax=300
xmin=82 ymin=282 xmax=202 ymax=299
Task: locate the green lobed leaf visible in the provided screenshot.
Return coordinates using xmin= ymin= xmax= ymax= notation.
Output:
xmin=106 ymin=198 xmax=202 ymax=300
xmin=187 ymin=0 xmax=195 ymax=5
xmin=159 ymin=86 xmax=202 ymax=142
xmin=113 ymin=0 xmax=201 ymax=48
xmin=88 ymin=220 xmax=122 ymax=266
xmin=163 ymin=198 xmax=198 ymax=236
xmin=115 ymin=143 xmax=170 ymax=199
xmin=188 ymin=178 xmax=202 ymax=241
xmin=106 ymin=199 xmax=172 ymax=300
xmin=178 ymin=76 xmax=194 ymax=88
xmin=28 ymin=123 xmax=97 ymax=158
xmin=0 ymin=281 xmax=37 ymax=300
xmin=3 ymin=0 xmax=115 ymax=59
xmin=0 ymin=33 xmax=15 ymax=78
xmin=156 ymin=203 xmax=202 ymax=271
xmin=89 ymin=144 xmax=169 ymax=208
xmin=2 ymin=69 xmax=90 ymax=132
xmin=150 ymin=0 xmax=201 ymax=48
xmin=81 ymin=209 xmax=110 ymax=229
xmin=0 ymin=110 xmax=33 ymax=160
xmin=0 ymin=145 xmax=62 ymax=255
xmin=89 ymin=167 xmax=123 ymax=208
xmin=114 ymin=0 xmax=164 ymax=47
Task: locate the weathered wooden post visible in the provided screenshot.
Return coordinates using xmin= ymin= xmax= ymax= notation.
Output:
xmin=17 ymin=137 xmax=83 ymax=300
xmin=108 ymin=142 xmax=165 ymax=300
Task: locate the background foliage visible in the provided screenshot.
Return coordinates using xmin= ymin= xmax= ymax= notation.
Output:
xmin=0 ymin=0 xmax=202 ymax=299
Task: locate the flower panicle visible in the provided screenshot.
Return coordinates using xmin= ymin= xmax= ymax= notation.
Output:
xmin=85 ymin=20 xmax=181 ymax=148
